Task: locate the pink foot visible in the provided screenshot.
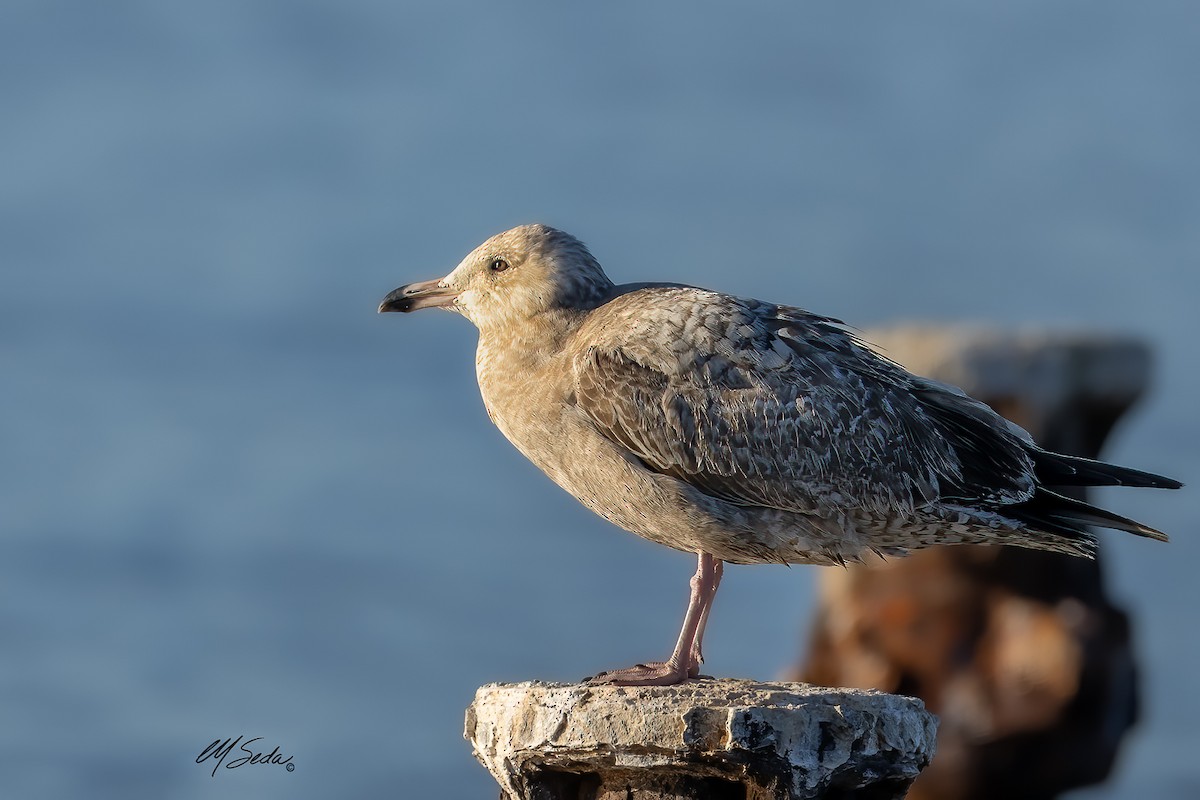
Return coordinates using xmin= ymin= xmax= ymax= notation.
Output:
xmin=585 ymin=659 xmax=699 ymax=686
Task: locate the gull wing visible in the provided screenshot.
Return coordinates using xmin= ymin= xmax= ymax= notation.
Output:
xmin=570 ymin=287 xmax=1037 ymax=518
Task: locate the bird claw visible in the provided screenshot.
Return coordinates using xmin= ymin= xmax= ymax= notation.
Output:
xmin=584 ymin=660 xmax=697 ymax=686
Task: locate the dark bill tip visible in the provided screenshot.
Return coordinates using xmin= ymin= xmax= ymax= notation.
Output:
xmin=378 ymin=279 xmax=458 ymax=313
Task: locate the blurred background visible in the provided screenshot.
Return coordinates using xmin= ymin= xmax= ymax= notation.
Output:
xmin=1 ymin=1 xmax=1196 ymax=797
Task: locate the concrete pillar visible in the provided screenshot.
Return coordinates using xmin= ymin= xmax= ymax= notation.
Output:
xmin=466 ymin=680 xmax=937 ymax=800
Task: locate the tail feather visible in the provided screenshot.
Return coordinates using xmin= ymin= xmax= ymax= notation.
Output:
xmin=1031 ymin=449 xmax=1182 ymax=490
xmin=1007 ymin=488 xmax=1170 ymax=543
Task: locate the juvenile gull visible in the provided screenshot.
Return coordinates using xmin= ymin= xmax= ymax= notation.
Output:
xmin=379 ymin=224 xmax=1181 ymax=686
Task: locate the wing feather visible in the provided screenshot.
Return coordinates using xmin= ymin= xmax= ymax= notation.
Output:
xmin=570 ymin=288 xmax=1037 ymax=518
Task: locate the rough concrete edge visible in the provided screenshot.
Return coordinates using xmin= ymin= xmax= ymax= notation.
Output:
xmin=466 ymin=681 xmax=938 ymax=799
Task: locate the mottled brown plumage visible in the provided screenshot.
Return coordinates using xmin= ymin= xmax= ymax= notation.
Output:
xmin=379 ymin=224 xmax=1179 ymax=685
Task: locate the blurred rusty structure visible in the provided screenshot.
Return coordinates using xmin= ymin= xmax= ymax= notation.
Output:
xmin=794 ymin=327 xmax=1154 ymax=800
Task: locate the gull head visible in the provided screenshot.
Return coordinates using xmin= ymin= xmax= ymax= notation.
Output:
xmin=378 ymin=224 xmax=614 ymax=331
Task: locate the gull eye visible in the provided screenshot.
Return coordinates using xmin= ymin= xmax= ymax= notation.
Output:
xmin=489 ymin=258 xmax=510 ymax=273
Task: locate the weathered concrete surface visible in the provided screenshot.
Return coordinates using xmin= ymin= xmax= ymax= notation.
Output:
xmin=796 ymin=326 xmax=1152 ymax=800
xmin=465 ymin=680 xmax=937 ymax=800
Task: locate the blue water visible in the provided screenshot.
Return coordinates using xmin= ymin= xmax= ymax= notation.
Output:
xmin=2 ymin=2 xmax=1197 ymax=797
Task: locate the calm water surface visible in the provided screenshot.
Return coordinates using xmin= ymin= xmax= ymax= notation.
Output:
xmin=2 ymin=2 xmax=1197 ymax=797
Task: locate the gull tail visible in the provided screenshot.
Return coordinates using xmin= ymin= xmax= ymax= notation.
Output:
xmin=1031 ymin=449 xmax=1183 ymax=490
xmin=1007 ymin=488 xmax=1170 ymax=543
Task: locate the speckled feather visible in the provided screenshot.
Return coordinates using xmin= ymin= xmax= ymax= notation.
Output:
xmin=573 ymin=288 xmax=1038 ymax=517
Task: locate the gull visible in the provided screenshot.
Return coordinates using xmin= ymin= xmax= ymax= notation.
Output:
xmin=379 ymin=224 xmax=1180 ymax=686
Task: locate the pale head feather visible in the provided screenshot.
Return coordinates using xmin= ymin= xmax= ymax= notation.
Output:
xmin=441 ymin=224 xmax=614 ymax=330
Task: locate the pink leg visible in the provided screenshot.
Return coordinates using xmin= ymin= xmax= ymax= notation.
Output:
xmin=687 ymin=558 xmax=723 ymax=677
xmin=587 ymin=553 xmax=722 ymax=686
